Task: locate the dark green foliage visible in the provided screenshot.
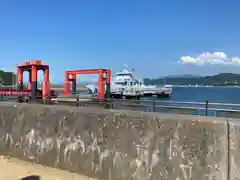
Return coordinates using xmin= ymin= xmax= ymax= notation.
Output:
xmin=0 ymin=70 xmax=16 ymax=86
xmin=144 ymin=73 xmax=240 ymax=86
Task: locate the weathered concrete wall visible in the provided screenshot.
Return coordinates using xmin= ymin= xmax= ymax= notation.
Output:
xmin=0 ymin=102 xmax=228 ymax=180
xmin=229 ymin=119 xmax=240 ymax=180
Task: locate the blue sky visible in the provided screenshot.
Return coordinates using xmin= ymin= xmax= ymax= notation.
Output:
xmin=0 ymin=0 xmax=240 ymax=82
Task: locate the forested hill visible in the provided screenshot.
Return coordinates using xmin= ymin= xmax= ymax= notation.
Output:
xmin=143 ymin=73 xmax=240 ymax=86
xmin=0 ymin=70 xmax=16 ymax=86
xmin=1 ymin=70 xmax=240 ymax=87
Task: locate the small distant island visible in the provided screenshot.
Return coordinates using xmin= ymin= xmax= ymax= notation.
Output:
xmin=143 ymin=73 xmax=240 ymax=87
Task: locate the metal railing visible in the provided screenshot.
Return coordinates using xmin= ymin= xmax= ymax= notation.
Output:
xmin=1 ymin=94 xmax=240 ymax=118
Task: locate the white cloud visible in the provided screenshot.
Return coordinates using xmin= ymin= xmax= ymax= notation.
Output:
xmin=179 ymin=52 xmax=240 ymax=65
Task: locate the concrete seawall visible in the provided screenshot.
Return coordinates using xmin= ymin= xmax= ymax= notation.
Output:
xmin=0 ymin=102 xmax=236 ymax=180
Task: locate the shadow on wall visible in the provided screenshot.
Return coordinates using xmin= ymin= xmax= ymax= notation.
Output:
xmin=20 ymin=175 xmax=40 ymax=180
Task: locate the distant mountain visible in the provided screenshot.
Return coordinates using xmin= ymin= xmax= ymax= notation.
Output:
xmin=164 ymin=74 xmax=203 ymax=78
xmin=144 ymin=73 xmax=240 ymax=86
xmin=2 ymin=70 xmax=239 ymax=88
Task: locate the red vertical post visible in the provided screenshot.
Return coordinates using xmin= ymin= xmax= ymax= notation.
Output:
xmin=106 ymin=70 xmax=111 ymax=84
xmin=43 ymin=67 xmax=49 ymax=98
xmin=17 ymin=67 xmax=23 ymax=90
xmin=64 ymin=71 xmax=70 ymax=96
xmin=105 ymin=69 xmax=111 ymax=98
xmin=98 ymin=70 xmax=104 ymax=99
xmin=31 ymin=65 xmax=37 ymax=100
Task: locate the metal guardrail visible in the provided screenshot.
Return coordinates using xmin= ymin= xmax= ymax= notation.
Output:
xmin=1 ymin=94 xmax=240 ymax=118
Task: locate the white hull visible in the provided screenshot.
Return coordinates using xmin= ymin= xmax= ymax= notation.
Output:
xmin=110 ymin=84 xmax=172 ymax=98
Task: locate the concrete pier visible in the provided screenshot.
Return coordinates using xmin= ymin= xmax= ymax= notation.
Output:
xmin=0 ymin=102 xmax=238 ymax=179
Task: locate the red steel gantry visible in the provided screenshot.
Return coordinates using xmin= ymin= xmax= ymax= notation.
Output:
xmin=17 ymin=60 xmax=50 ymax=99
xmin=64 ymin=69 xmax=111 ymax=99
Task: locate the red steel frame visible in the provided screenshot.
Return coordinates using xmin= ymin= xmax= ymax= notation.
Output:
xmin=64 ymin=69 xmax=111 ymax=99
xmin=16 ymin=60 xmax=50 ymax=99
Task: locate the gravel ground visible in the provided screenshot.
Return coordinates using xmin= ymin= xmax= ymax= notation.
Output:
xmin=0 ymin=156 xmax=98 ymax=180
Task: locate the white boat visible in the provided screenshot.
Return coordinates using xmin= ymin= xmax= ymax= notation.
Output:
xmin=110 ymin=65 xmax=141 ymax=98
xmin=110 ymin=65 xmax=172 ymax=98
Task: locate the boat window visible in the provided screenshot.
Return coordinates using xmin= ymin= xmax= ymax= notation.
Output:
xmin=115 ymin=82 xmax=127 ymax=85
